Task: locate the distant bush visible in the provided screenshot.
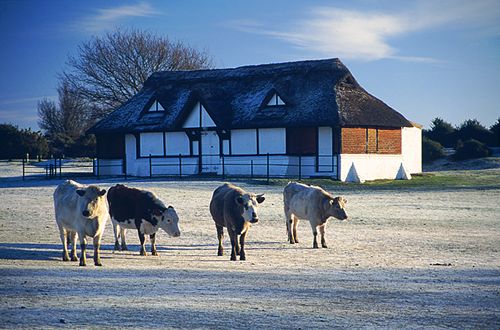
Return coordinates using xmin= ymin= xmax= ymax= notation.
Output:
xmin=490 ymin=118 xmax=500 ymax=147
xmin=422 ymin=137 xmax=445 ymax=162
xmin=424 ymin=117 xmax=456 ymax=148
xmin=453 ymin=139 xmax=491 ymax=160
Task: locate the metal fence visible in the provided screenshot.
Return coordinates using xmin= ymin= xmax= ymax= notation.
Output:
xmin=17 ymin=158 xmax=124 ymax=181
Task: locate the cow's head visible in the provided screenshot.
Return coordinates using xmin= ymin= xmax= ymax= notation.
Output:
xmin=152 ymin=206 xmax=181 ymax=237
xmin=324 ymin=196 xmax=348 ymax=221
xmin=236 ymin=193 xmax=265 ymax=223
xmin=76 ymin=186 xmax=107 ymax=218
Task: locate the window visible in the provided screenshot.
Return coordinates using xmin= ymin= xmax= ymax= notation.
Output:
xmin=266 ymin=93 xmax=285 ymax=106
xmin=147 ymin=101 xmax=165 ymax=112
xmin=286 ymin=127 xmax=317 ymax=155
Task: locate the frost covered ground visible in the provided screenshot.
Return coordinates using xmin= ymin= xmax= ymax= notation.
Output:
xmin=0 ymin=165 xmax=499 ymax=328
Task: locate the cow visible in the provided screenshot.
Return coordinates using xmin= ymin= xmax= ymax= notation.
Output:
xmin=53 ymin=180 xmax=108 ymax=266
xmin=107 ymin=184 xmax=180 ymax=256
xmin=283 ymin=182 xmax=348 ymax=249
xmin=209 ymin=183 xmax=265 ymax=261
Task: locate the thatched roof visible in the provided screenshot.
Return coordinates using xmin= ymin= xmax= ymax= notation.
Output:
xmin=88 ymin=58 xmax=412 ymax=134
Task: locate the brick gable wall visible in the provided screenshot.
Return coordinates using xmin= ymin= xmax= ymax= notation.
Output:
xmin=341 ymin=127 xmax=401 ymax=154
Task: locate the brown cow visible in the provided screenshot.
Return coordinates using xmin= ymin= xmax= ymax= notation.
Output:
xmin=209 ymin=183 xmax=265 ymax=261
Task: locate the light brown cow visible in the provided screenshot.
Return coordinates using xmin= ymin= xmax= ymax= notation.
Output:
xmin=283 ymin=182 xmax=348 ymax=249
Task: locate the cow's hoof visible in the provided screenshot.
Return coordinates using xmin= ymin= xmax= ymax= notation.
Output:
xmin=71 ymin=256 xmax=78 ymax=262
xmin=140 ymin=251 xmax=147 ymax=256
xmin=322 ymin=244 xmax=328 ymax=249
xmin=240 ymin=255 xmax=246 ymax=261
xmin=95 ymin=262 xmax=102 ymax=266
xmin=114 ymin=242 xmax=120 ymax=251
xmin=79 ymin=261 xmax=86 ymax=266
xmin=121 ymin=245 xmax=128 ymax=251
xmin=151 ymin=251 xmax=158 ymax=256
xmin=313 ymin=244 xmax=319 ymax=249
xmin=294 ymin=239 xmax=299 ymax=243
xmin=217 ymin=251 xmax=223 ymax=256
xmin=289 ymin=240 xmax=295 ymax=244
xmin=230 ymin=256 xmax=237 ymax=261
xmin=62 ymin=254 xmax=70 ymax=262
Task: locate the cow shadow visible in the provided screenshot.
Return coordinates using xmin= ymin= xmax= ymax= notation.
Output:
xmin=0 ymin=243 xmax=117 ymax=261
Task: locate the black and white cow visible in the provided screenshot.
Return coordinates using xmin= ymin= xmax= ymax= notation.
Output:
xmin=107 ymin=184 xmax=180 ymax=256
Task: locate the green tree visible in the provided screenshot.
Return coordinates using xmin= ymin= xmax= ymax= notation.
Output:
xmin=424 ymin=117 xmax=456 ymax=148
xmin=456 ymin=119 xmax=494 ymax=146
xmin=422 ymin=137 xmax=445 ymax=163
xmin=0 ymin=124 xmax=49 ymax=159
xmin=490 ymin=118 xmax=500 ymax=147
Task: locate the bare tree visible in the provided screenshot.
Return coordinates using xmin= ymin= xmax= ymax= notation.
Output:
xmin=38 ymin=81 xmax=89 ymax=139
xmin=62 ymin=28 xmax=214 ymax=120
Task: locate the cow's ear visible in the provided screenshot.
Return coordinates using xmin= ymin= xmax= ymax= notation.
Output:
xmin=76 ymin=190 xmax=85 ymax=197
xmin=168 ymin=205 xmax=173 ymax=209
xmin=343 ymin=198 xmax=347 ymax=204
xmin=256 ymin=194 xmax=265 ymax=204
xmin=236 ymin=196 xmax=244 ymax=205
xmin=99 ymin=189 xmax=106 ymax=196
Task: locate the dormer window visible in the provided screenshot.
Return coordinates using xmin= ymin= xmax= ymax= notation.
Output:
xmin=147 ymin=100 xmax=165 ymax=112
xmin=266 ymin=93 xmax=285 ymax=106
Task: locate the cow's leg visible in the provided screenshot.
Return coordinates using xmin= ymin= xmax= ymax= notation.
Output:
xmin=228 ymin=230 xmax=237 ymax=261
xmin=216 ymin=225 xmax=224 ymax=256
xmin=150 ymin=233 xmax=158 ymax=256
xmin=310 ymin=222 xmax=319 ymax=249
xmin=285 ymin=211 xmax=294 ymax=244
xmin=138 ymin=230 xmax=147 ymax=256
xmin=120 ymin=228 xmax=128 ymax=251
xmin=78 ymin=233 xmax=87 ymax=266
xmin=93 ymin=235 xmax=103 ymax=266
xmin=69 ymin=231 xmax=78 ymax=261
xmin=59 ymin=227 xmax=70 ymax=261
xmin=239 ymin=231 xmax=247 ymax=261
xmin=292 ymin=216 xmax=299 ymax=244
xmin=319 ymin=224 xmax=328 ymax=248
xmin=112 ymin=222 xmax=120 ymax=251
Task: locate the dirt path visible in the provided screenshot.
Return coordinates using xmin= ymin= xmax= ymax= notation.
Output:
xmin=0 ymin=179 xmax=499 ymax=328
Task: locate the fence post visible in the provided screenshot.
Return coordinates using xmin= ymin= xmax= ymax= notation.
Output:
xmin=58 ymin=158 xmax=62 ymax=178
xmin=266 ymin=153 xmax=270 ymax=184
xmin=96 ymin=158 xmax=100 ymax=179
xmin=251 ymin=160 xmax=254 ymax=179
xmin=22 ymin=157 xmax=25 ymax=181
xmin=92 ymin=158 xmax=96 ymax=176
xmin=149 ymin=154 xmax=152 ymax=179
xmin=298 ymin=155 xmax=302 ymax=180
xmin=123 ymin=157 xmax=127 ymax=180
xmin=179 ymin=154 xmax=182 ymax=179
xmin=221 ymin=153 xmax=225 ymax=180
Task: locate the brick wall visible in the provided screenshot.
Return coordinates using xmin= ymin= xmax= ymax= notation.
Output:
xmin=341 ymin=127 xmax=401 ymax=154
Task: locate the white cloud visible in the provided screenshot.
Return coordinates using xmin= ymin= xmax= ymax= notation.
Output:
xmin=229 ymin=0 xmax=500 ymax=62
xmin=77 ymin=2 xmax=160 ymax=32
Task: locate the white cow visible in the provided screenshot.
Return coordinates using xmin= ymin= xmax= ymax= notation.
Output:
xmin=54 ymin=180 xmax=108 ymax=266
xmin=283 ymin=182 xmax=348 ymax=249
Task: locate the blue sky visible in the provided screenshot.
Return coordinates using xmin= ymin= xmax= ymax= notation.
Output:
xmin=0 ymin=0 xmax=499 ymax=130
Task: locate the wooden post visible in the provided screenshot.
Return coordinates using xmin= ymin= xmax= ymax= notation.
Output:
xmin=58 ymin=158 xmax=62 ymax=179
xmin=22 ymin=157 xmax=25 ymax=181
xmin=298 ymin=155 xmax=302 ymax=180
xmin=179 ymin=154 xmax=182 ymax=179
xmin=266 ymin=153 xmax=270 ymax=184
xmin=96 ymin=158 xmax=100 ymax=179
xmin=251 ymin=160 xmax=254 ymax=179
xmin=92 ymin=158 xmax=96 ymax=176
xmin=221 ymin=153 xmax=225 ymax=180
xmin=149 ymin=154 xmax=152 ymax=179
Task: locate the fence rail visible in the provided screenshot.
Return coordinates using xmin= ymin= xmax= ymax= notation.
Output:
xmin=12 ymin=153 xmax=338 ymax=182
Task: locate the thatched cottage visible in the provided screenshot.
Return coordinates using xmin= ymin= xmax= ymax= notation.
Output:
xmin=88 ymin=58 xmax=421 ymax=182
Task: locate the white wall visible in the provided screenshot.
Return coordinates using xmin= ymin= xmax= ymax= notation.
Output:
xmin=231 ymin=129 xmax=257 ymax=154
xmin=166 ymin=132 xmax=190 ymax=156
xmin=258 ymin=128 xmax=286 ymax=154
xmin=339 ymin=154 xmax=404 ymax=182
xmin=182 ymin=102 xmax=216 ymax=128
xmin=140 ymin=132 xmax=163 ymax=157
xmin=402 ymin=126 xmax=422 ymax=174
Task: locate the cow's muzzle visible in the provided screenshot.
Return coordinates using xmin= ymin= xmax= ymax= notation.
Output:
xmin=82 ymin=210 xmax=90 ymax=217
xmin=172 ymin=232 xmax=181 ymax=237
xmin=250 ymin=218 xmax=259 ymax=224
